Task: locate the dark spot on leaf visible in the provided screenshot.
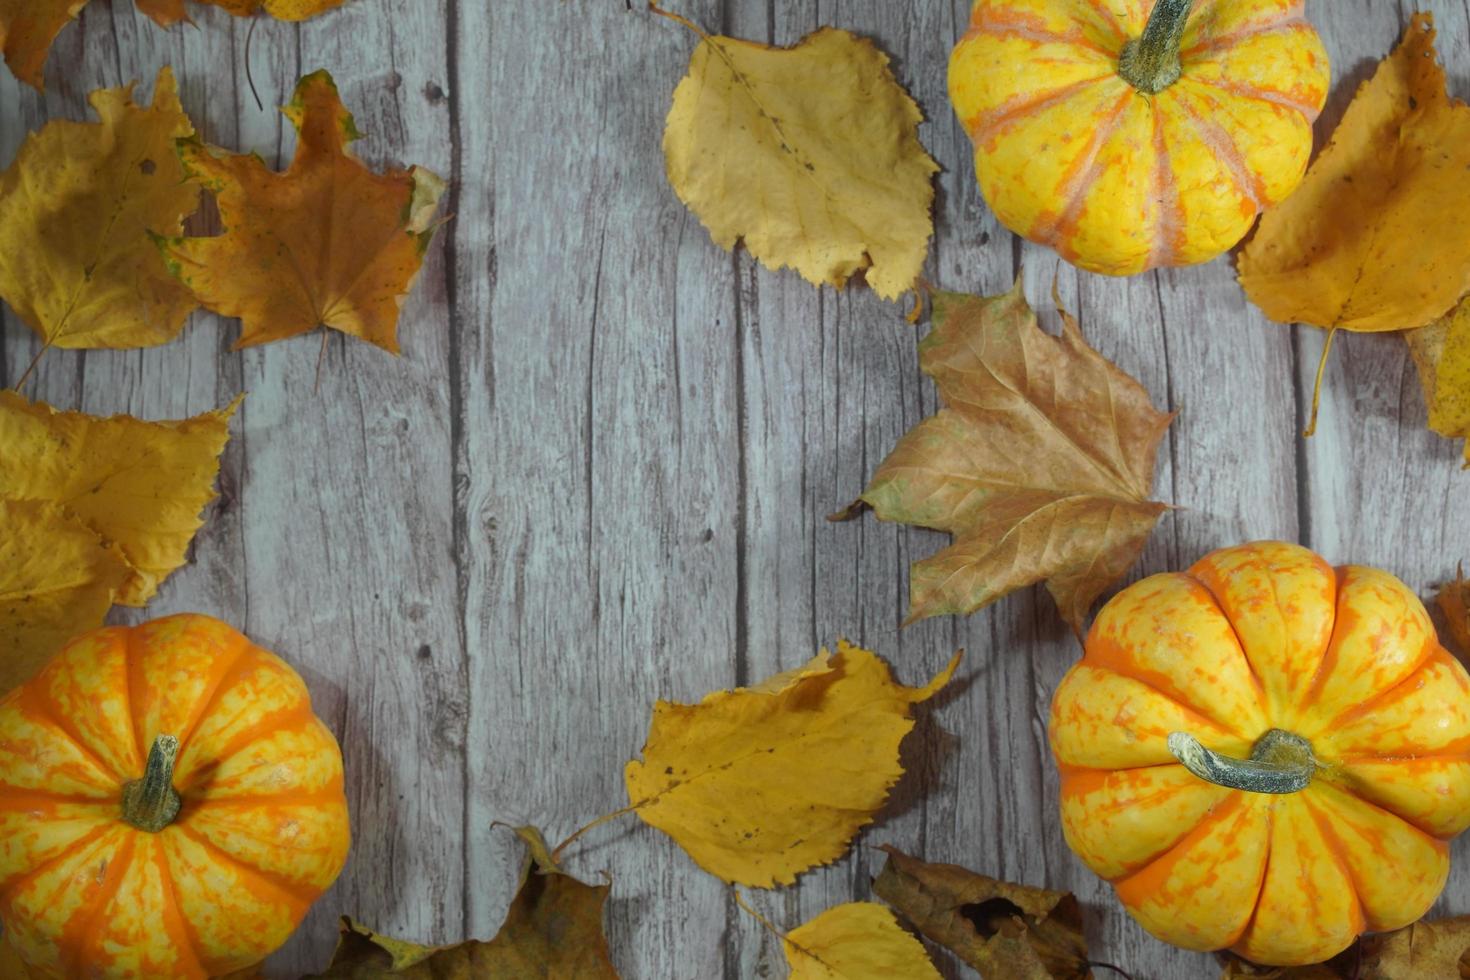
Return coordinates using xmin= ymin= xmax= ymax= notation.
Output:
xmin=961 ymin=897 xmax=1027 ymax=938
xmin=140 ymin=159 xmax=156 ymax=175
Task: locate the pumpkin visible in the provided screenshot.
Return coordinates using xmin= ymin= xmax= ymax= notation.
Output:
xmin=1049 ymin=541 xmax=1470 ymax=966
xmin=0 ymin=614 xmax=350 ymax=979
xmin=948 ymin=0 xmax=1330 ymax=276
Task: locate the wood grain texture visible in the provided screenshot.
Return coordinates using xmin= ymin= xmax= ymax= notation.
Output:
xmin=2 ymin=1 xmax=1467 ymax=977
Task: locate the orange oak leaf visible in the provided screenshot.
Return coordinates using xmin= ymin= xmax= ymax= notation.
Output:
xmin=135 ymin=0 xmax=346 ymax=27
xmin=1239 ymin=14 xmax=1470 ymax=333
xmin=0 ymin=0 xmax=85 ymax=89
xmin=155 ymin=70 xmax=445 ymax=353
xmin=851 ymin=282 xmax=1173 ymax=634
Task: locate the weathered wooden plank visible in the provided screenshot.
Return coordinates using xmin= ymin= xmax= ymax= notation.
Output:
xmin=454 ymin=3 xmax=738 ymax=978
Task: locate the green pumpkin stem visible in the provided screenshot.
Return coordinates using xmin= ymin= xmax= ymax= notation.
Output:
xmin=1168 ymin=729 xmax=1318 ymax=795
xmin=120 ymin=734 xmax=183 ymax=832
xmin=1118 ymin=0 xmax=1197 ymax=94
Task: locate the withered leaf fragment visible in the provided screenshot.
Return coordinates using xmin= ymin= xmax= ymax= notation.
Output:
xmin=873 ymin=846 xmax=1090 ymax=979
xmin=309 ymin=827 xmax=618 ymax=978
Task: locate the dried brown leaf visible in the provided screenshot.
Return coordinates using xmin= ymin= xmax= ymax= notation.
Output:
xmin=858 ymin=280 xmax=1172 ymax=634
xmin=872 ymin=846 xmax=1089 ymax=979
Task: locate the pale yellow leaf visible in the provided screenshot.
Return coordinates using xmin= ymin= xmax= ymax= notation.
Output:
xmin=0 ymin=67 xmax=198 ymax=348
xmin=784 ymin=902 xmax=940 ymax=980
xmin=663 ymin=23 xmax=937 ymax=300
xmin=0 ymin=391 xmax=239 ymax=605
xmin=624 ymin=641 xmax=960 ymax=887
xmin=1406 ymin=296 xmax=1470 ymax=467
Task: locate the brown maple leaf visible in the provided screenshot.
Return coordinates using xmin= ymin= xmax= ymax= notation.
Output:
xmin=155 ymin=70 xmax=445 ymax=353
xmin=848 ymin=281 xmax=1173 ymax=634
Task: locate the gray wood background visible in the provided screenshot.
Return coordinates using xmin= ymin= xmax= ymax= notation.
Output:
xmin=3 ymin=1 xmax=1468 ymax=977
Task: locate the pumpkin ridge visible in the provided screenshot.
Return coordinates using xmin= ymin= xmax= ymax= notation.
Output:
xmin=1111 ymin=789 xmax=1251 ymax=889
xmin=125 ymin=625 xmax=150 ymax=767
xmin=1188 ymin=75 xmax=1322 ymax=123
xmin=151 ymin=836 xmax=210 ymax=979
xmin=180 ymin=785 xmax=347 ymax=810
xmin=967 ymin=6 xmax=1115 ymax=58
xmin=168 ymin=632 xmax=257 ymax=754
xmin=1073 ymin=0 xmax=1131 ymax=42
xmin=1310 ymin=639 xmax=1445 ymax=738
xmin=13 ymin=683 xmax=126 ymax=789
xmin=1180 ymin=11 xmax=1308 ymax=59
xmin=1084 ymin=592 xmax=1263 ymax=736
xmin=59 ymin=830 xmax=137 ymax=978
xmin=1147 ymin=103 xmax=1184 ymax=270
xmin=1029 ymin=91 xmax=1134 ymax=255
xmin=174 ymin=701 xmax=316 ymax=793
xmin=1171 ymin=90 xmax=1266 ymax=207
xmin=1180 ymin=571 xmax=1271 ymax=710
xmin=967 ymin=74 xmax=1115 ymax=149
xmin=0 ymin=820 xmax=116 ymax=901
xmin=1223 ymin=801 xmax=1274 ymax=949
xmin=1299 ymin=794 xmax=1378 ymax=933
xmin=168 ymin=823 xmax=320 ymax=912
xmin=1323 ymin=756 xmax=1470 ymax=840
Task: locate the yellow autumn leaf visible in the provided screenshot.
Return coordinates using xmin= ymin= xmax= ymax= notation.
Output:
xmin=135 ymin=0 xmax=346 ymax=27
xmin=0 ymin=67 xmax=198 ymax=352
xmin=784 ymin=902 xmax=941 ymax=980
xmin=0 ymin=391 xmax=239 ymax=605
xmin=661 ymin=16 xmax=937 ymax=301
xmin=624 ymin=641 xmax=960 ymax=887
xmin=1239 ymin=14 xmax=1470 ymax=332
xmin=155 ymin=70 xmax=445 ymax=353
xmin=1407 ymin=296 xmax=1470 ymax=467
xmin=0 ymin=499 xmax=129 ymax=694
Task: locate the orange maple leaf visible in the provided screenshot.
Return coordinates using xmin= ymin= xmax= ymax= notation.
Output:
xmin=155 ymin=70 xmax=445 ymax=353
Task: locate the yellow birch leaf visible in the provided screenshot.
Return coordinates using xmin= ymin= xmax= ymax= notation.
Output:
xmin=0 ymin=499 xmax=129 ymax=694
xmin=155 ymin=70 xmax=445 ymax=353
xmin=662 ymin=21 xmax=937 ymax=301
xmin=309 ymin=827 xmax=618 ymax=979
xmin=852 ymin=282 xmax=1172 ymax=634
xmin=624 ymin=641 xmax=960 ymax=887
xmin=0 ymin=67 xmax=198 ymax=349
xmin=1239 ymin=14 xmax=1470 ymax=332
xmin=135 ymin=0 xmax=346 ymax=27
xmin=1406 ymin=296 xmax=1470 ymax=467
xmin=784 ymin=902 xmax=941 ymax=980
xmin=0 ymin=391 xmax=239 ymax=606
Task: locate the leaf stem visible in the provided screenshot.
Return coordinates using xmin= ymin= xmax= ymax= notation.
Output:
xmin=551 ymin=805 xmax=639 ymax=863
xmin=1304 ymin=326 xmax=1338 ymax=437
xmin=648 ymin=1 xmax=707 ymax=38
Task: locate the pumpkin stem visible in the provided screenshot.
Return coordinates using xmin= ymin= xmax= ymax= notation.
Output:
xmin=1168 ymin=729 xmax=1318 ymax=795
xmin=120 ymin=734 xmax=183 ymax=833
xmin=1117 ymin=0 xmax=1197 ymax=94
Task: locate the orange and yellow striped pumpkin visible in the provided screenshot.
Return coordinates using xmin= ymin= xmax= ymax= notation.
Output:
xmin=949 ymin=0 xmax=1330 ymax=276
xmin=0 ymin=614 xmax=350 ymax=978
xmin=1050 ymin=541 xmax=1470 ymax=966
